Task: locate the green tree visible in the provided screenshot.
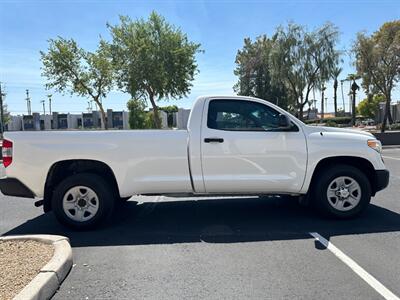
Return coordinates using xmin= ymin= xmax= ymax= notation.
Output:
xmin=127 ymin=99 xmax=148 ymax=129
xmin=108 ymin=12 xmax=202 ymax=128
xmin=41 ymin=38 xmax=114 ymax=129
xmin=145 ymin=111 xmax=162 ymax=129
xmin=357 ymin=94 xmax=385 ymax=119
xmin=353 ymin=21 xmax=400 ymax=132
xmin=0 ymin=101 xmax=9 ymax=130
xmin=234 ymin=35 xmax=288 ymax=109
xmin=3 ymin=102 xmax=9 ymax=125
xmin=270 ymin=22 xmax=340 ymax=120
xmin=160 ymin=105 xmax=178 ymax=114
xmin=331 ymin=66 xmax=342 ymax=117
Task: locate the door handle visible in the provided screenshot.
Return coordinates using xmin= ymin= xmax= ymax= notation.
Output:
xmin=204 ymin=138 xmax=224 ymax=143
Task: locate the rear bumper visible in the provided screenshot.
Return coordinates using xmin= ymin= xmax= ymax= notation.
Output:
xmin=374 ymin=169 xmax=390 ymax=194
xmin=0 ymin=178 xmax=36 ymax=198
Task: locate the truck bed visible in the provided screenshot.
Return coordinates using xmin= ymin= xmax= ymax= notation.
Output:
xmin=4 ymin=130 xmax=193 ymax=197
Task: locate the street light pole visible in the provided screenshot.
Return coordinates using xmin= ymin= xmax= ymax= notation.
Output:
xmin=48 ymin=94 xmax=52 ymax=114
xmin=25 ymin=89 xmax=32 ymax=115
xmin=0 ymin=83 xmax=5 ymax=135
xmin=41 ymin=100 xmax=46 ymax=115
xmin=87 ymin=101 xmax=92 ymax=113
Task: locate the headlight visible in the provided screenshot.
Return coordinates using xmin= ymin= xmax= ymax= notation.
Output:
xmin=368 ymin=139 xmax=382 ymax=153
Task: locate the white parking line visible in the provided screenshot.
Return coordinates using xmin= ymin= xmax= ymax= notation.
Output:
xmin=309 ymin=232 xmax=400 ymax=300
xmin=382 ymin=156 xmax=400 ymax=161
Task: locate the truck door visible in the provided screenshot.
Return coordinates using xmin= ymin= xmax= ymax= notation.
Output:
xmin=200 ymin=98 xmax=307 ymax=194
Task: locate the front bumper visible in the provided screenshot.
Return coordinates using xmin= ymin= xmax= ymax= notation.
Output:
xmin=0 ymin=177 xmax=36 ymax=198
xmin=374 ymin=169 xmax=390 ymax=194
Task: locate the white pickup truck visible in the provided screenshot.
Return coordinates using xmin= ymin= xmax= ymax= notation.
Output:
xmin=0 ymin=96 xmax=389 ymax=229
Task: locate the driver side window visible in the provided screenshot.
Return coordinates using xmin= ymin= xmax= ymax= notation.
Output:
xmin=207 ymin=99 xmax=284 ymax=131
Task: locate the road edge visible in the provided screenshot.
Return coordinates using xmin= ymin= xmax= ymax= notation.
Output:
xmin=382 ymin=145 xmax=400 ymax=149
xmin=0 ymin=234 xmax=73 ymax=300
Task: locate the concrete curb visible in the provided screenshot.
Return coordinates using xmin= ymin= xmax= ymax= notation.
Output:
xmin=0 ymin=235 xmax=73 ymax=300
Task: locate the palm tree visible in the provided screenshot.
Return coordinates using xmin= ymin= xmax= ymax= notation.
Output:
xmin=340 ymin=79 xmax=346 ymax=115
xmin=331 ymin=67 xmax=342 ymax=117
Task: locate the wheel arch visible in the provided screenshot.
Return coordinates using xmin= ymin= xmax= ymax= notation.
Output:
xmin=43 ymin=159 xmax=120 ymax=212
xmin=309 ymin=156 xmax=378 ymax=196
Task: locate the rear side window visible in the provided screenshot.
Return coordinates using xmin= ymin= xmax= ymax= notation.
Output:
xmin=207 ymin=99 xmax=287 ymax=131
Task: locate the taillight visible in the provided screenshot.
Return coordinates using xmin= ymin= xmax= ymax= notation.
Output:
xmin=2 ymin=139 xmax=13 ymax=168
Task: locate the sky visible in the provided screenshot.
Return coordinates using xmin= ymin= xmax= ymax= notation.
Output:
xmin=0 ymin=0 xmax=399 ymax=115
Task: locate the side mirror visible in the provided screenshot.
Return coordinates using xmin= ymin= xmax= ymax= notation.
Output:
xmin=278 ymin=114 xmax=291 ymax=129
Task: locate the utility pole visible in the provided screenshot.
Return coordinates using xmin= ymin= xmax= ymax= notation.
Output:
xmin=47 ymin=94 xmax=52 ymax=114
xmin=0 ymin=83 xmax=5 ymax=135
xmin=25 ymin=89 xmax=32 ymax=115
xmin=40 ymin=100 xmax=46 ymax=115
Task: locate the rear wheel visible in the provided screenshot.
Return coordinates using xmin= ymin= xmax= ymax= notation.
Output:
xmin=52 ymin=173 xmax=115 ymax=229
xmin=312 ymin=165 xmax=371 ymax=218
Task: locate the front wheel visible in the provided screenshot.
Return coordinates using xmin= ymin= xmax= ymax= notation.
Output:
xmin=52 ymin=173 xmax=115 ymax=229
xmin=312 ymin=165 xmax=371 ymax=218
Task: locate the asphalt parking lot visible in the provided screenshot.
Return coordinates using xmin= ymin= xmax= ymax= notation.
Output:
xmin=1 ymin=148 xmax=400 ymax=299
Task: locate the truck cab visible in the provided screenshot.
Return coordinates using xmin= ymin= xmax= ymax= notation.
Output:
xmin=188 ymin=96 xmax=307 ymax=194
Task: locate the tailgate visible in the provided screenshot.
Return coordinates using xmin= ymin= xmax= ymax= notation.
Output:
xmin=0 ymin=140 xmax=5 ymax=178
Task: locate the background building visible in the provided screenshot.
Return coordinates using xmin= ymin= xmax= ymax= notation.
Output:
xmin=4 ymin=108 xmax=191 ymax=131
xmin=376 ymin=102 xmax=400 ymax=124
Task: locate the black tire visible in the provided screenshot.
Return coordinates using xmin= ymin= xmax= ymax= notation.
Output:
xmin=114 ymin=196 xmax=132 ymax=208
xmin=312 ymin=164 xmax=371 ymax=219
xmin=52 ymin=173 xmax=115 ymax=230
